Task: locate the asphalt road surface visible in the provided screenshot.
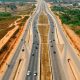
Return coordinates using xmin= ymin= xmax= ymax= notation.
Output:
xmin=25 ymin=1 xmax=41 ymax=80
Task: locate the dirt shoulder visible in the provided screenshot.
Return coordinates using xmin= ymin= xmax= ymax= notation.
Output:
xmin=56 ymin=15 xmax=80 ymax=55
xmin=38 ymin=12 xmax=52 ymax=80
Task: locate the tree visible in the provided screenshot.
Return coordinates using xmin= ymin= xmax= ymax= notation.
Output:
xmin=9 ymin=3 xmax=17 ymax=11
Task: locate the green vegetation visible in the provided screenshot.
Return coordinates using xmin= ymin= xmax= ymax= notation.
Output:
xmin=0 ymin=12 xmax=21 ymax=39
xmin=51 ymin=6 xmax=80 ymax=27
xmin=51 ymin=6 xmax=80 ymax=35
xmin=75 ymin=30 xmax=80 ymax=35
xmin=0 ymin=12 xmax=20 ymax=21
xmin=0 ymin=12 xmax=11 ymax=17
xmin=0 ymin=16 xmax=20 ymax=22
xmin=51 ymin=6 xmax=65 ymax=12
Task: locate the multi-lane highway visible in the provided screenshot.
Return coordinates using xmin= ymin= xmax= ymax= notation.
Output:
xmin=2 ymin=1 xmax=41 ymax=80
xmin=47 ymin=12 xmax=66 ymax=80
xmin=44 ymin=1 xmax=80 ymax=80
xmin=40 ymin=1 xmax=66 ymax=80
xmin=2 ymin=16 xmax=33 ymax=80
xmin=25 ymin=1 xmax=66 ymax=80
xmin=1 ymin=0 xmax=80 ymax=80
xmin=25 ymin=7 xmax=40 ymax=80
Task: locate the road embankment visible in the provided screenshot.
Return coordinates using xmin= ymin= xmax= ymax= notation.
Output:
xmin=56 ymin=16 xmax=80 ymax=56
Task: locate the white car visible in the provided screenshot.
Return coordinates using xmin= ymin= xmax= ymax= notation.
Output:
xmin=34 ymin=72 xmax=37 ymax=76
xmin=27 ymin=71 xmax=31 ymax=76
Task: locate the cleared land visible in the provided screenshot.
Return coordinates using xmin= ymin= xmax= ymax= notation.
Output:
xmin=0 ymin=3 xmax=35 ymax=15
xmin=0 ymin=15 xmax=29 ymax=68
xmin=0 ymin=3 xmax=34 ymax=66
xmin=0 ymin=3 xmax=35 ymax=39
xmin=0 ymin=12 xmax=21 ymax=39
xmin=38 ymin=12 xmax=52 ymax=80
xmin=0 ymin=3 xmax=34 ymax=70
xmin=15 ymin=3 xmax=35 ymax=15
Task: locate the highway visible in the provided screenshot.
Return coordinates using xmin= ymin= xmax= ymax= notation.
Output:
xmin=2 ymin=17 xmax=32 ymax=80
xmin=44 ymin=1 xmax=80 ymax=80
xmin=47 ymin=12 xmax=66 ymax=80
xmin=2 ymin=1 xmax=41 ymax=80
xmin=25 ymin=13 xmax=39 ymax=80
xmin=25 ymin=1 xmax=42 ymax=80
xmin=40 ymin=1 xmax=66 ymax=80
xmin=1 ymin=0 xmax=80 ymax=80
xmin=45 ymin=1 xmax=80 ymax=68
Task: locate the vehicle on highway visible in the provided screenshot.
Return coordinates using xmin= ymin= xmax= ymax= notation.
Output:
xmin=22 ymin=48 xmax=24 ymax=52
xmin=21 ymin=38 xmax=23 ymax=41
xmin=53 ymin=51 xmax=56 ymax=54
xmin=53 ymin=39 xmax=55 ymax=41
xmin=51 ymin=45 xmax=53 ymax=47
xmin=34 ymin=72 xmax=37 ymax=76
xmin=32 ymin=53 xmax=34 ymax=56
xmin=50 ymin=40 xmax=52 ymax=43
xmin=27 ymin=71 xmax=31 ymax=76
xmin=35 ymin=46 xmax=38 ymax=49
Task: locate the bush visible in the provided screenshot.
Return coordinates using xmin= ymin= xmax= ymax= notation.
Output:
xmin=0 ymin=12 xmax=11 ymax=17
xmin=60 ymin=13 xmax=71 ymax=24
xmin=75 ymin=30 xmax=80 ymax=35
xmin=51 ymin=6 xmax=80 ymax=26
xmin=51 ymin=6 xmax=65 ymax=12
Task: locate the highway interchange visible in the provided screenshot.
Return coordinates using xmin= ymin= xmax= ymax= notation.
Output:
xmin=1 ymin=0 xmax=80 ymax=80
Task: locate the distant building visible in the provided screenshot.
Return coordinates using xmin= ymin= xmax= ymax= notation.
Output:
xmin=62 ymin=0 xmax=80 ymax=3
xmin=0 ymin=0 xmax=36 ymax=2
xmin=46 ymin=0 xmax=63 ymax=2
xmin=46 ymin=0 xmax=80 ymax=3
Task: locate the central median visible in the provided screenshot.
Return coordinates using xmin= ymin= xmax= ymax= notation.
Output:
xmin=38 ymin=12 xmax=52 ymax=80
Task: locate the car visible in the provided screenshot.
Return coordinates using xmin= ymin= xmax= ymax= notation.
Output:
xmin=32 ymin=53 xmax=34 ymax=56
xmin=51 ymin=45 xmax=53 ymax=47
xmin=52 ymin=32 xmax=54 ymax=33
xmin=34 ymin=72 xmax=37 ymax=76
xmin=27 ymin=71 xmax=31 ymax=76
xmin=35 ymin=46 xmax=38 ymax=49
xmin=22 ymin=49 xmax=24 ymax=52
xmin=21 ymin=39 xmax=23 ymax=41
xmin=53 ymin=51 xmax=56 ymax=54
xmin=50 ymin=40 xmax=52 ymax=43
